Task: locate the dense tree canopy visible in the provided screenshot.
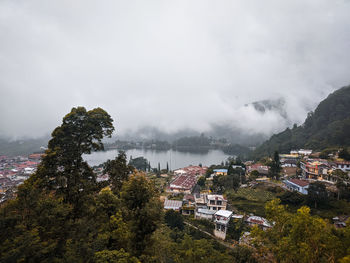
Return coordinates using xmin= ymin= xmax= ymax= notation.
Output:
xmin=268 ymin=151 xmax=281 ymax=180
xmin=307 ymin=181 xmax=329 ymax=208
xmin=251 ymin=199 xmax=350 ymax=263
xmin=128 ymin=156 xmax=148 ymax=171
xmin=0 ymin=107 xmax=163 ymax=262
xmin=31 ymin=107 xmax=114 ymax=210
xmin=104 ymin=151 xmax=133 ymax=193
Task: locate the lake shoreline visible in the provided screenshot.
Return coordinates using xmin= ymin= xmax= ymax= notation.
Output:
xmin=85 ymin=148 xmax=233 ymax=170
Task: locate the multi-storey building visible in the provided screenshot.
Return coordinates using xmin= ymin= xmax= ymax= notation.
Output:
xmin=213 ymin=210 xmax=233 ymax=240
xmin=207 ymin=194 xmax=227 ymax=211
xmin=332 ymin=161 xmax=350 ymax=173
xmin=300 ymin=160 xmax=331 ymax=180
xmin=194 ymin=193 xmax=227 ymax=220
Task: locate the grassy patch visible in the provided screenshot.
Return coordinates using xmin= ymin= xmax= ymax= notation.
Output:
xmin=227 ymin=183 xmax=350 ymax=220
xmin=310 ymin=200 xmax=350 ymax=219
xmin=147 ymin=173 xmax=172 ymax=192
xmin=226 ymin=184 xmax=279 ymax=216
xmin=228 ymin=186 xmax=277 ymax=202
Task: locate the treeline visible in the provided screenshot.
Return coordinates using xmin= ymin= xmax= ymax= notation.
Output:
xmin=254 ymin=85 xmax=350 ymax=158
xmin=108 ymin=135 xmax=251 ymax=156
xmin=173 ymin=134 xmax=211 ymax=152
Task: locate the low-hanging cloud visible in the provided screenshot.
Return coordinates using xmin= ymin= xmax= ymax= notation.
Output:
xmin=1 ymin=0 xmax=350 ymax=139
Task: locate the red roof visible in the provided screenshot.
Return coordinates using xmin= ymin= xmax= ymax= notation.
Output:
xmin=170 ymin=174 xmax=197 ymax=190
xmin=289 ymin=179 xmax=309 ymax=187
xmin=335 ymin=161 xmax=350 ymax=165
xmin=28 ymin=153 xmax=44 ymax=160
xmin=182 ymin=165 xmax=208 ymax=176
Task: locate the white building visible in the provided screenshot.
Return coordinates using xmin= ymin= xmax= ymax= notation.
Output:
xmin=213 ymin=210 xmax=233 ymax=240
xmin=283 ymin=179 xmax=310 ymax=195
xmin=207 ymin=195 xmax=227 ymax=211
xmin=298 ymin=149 xmax=313 ymax=156
xmin=333 ymin=161 xmax=350 ymax=173
xmin=195 ymin=208 xmax=216 ymax=220
xmin=24 ymin=167 xmax=35 ymax=175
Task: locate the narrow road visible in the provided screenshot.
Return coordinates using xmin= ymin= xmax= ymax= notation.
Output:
xmin=184 ymin=221 xmax=237 ymax=251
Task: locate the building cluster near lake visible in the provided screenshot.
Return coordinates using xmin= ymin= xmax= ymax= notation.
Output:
xmin=280 ymin=149 xmax=350 ymax=195
xmin=164 ymin=164 xmax=273 ymax=240
xmin=162 ymin=148 xmax=350 ymax=242
xmin=0 ymin=154 xmax=42 ymax=203
xmin=168 ymin=165 xmax=207 ymax=194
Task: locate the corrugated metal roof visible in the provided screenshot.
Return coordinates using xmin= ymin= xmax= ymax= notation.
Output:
xmin=164 ymin=199 xmax=182 ymax=210
xmin=197 ymin=208 xmax=216 ymax=215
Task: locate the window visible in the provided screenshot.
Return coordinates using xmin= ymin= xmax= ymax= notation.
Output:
xmin=213 ymin=207 xmax=217 ymax=210
xmin=210 ymin=200 xmax=215 ymax=205
xmin=217 ymin=201 xmax=222 ymax=205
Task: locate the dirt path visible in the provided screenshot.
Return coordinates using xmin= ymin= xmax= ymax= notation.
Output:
xmin=184 ymin=221 xmax=237 ymax=251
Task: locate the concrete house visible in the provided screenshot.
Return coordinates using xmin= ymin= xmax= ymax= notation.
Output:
xmin=164 ymin=199 xmax=183 ymax=212
xmin=214 ymin=210 xmax=233 ymax=240
xmin=195 ymin=208 xmax=216 ymax=220
xmin=213 ymin=169 xmax=228 ymax=176
xmin=182 ymin=194 xmax=195 ymax=215
xmin=207 ymin=194 xmax=227 ymax=211
xmin=300 ymin=160 xmax=331 ymax=181
xmin=332 ymin=161 xmax=350 ymax=173
xmin=283 ymin=179 xmax=310 ymax=195
xmin=194 ymin=193 xmax=227 ymax=219
xmin=246 ymin=215 xmax=272 ymax=230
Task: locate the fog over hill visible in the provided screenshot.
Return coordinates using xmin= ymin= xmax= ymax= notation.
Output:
xmin=253 ymin=85 xmax=350 ymax=157
xmin=117 ymin=123 xmax=267 ymax=146
xmin=1 ymin=1 xmax=350 ymax=140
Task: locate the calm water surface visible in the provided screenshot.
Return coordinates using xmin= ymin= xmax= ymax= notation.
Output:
xmin=84 ymin=149 xmax=232 ymax=170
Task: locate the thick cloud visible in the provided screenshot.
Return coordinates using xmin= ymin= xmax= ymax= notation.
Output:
xmin=1 ymin=0 xmax=350 ymax=139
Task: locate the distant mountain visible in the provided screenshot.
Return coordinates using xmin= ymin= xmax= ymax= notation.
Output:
xmin=253 ymin=85 xmax=350 ymax=158
xmin=118 ymin=125 xmax=268 ymax=147
xmin=0 ymin=137 xmax=48 ymax=156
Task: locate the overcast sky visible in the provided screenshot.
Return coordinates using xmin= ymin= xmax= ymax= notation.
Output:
xmin=1 ymin=0 xmax=350 ymax=139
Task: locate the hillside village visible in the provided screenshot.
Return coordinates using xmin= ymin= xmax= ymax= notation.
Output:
xmin=2 ymin=147 xmax=350 ymax=246
xmin=2 ymin=146 xmax=350 ymax=247
xmin=160 ymin=148 xmax=350 ymax=244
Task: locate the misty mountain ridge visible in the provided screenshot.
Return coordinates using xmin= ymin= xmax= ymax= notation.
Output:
xmin=253 ymin=84 xmax=350 ymax=157
xmin=117 ymin=97 xmax=299 ymax=146
xmin=0 ymin=96 xmax=311 ymax=156
xmin=116 ymin=125 xmax=268 ymax=147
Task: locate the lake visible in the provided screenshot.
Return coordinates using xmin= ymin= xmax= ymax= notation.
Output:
xmin=84 ymin=149 xmax=232 ymax=170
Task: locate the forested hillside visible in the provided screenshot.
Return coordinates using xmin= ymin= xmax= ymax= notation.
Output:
xmin=254 ymin=85 xmax=350 ymax=157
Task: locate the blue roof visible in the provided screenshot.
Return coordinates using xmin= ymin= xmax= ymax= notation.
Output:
xmin=213 ymin=169 xmax=228 ymax=173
